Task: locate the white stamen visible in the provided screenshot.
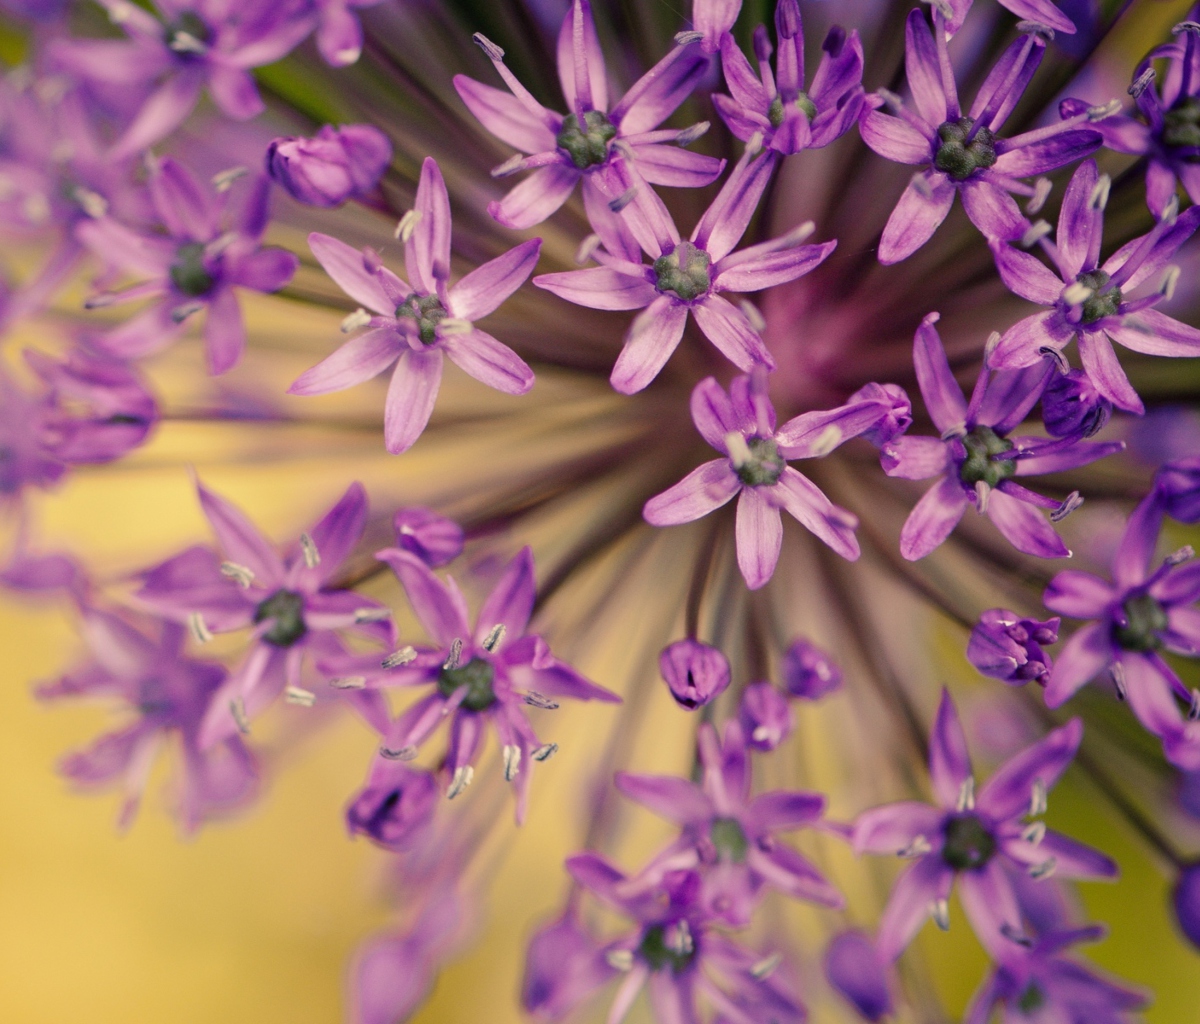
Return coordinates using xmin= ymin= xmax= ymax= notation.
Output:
xmin=502 ymin=744 xmax=522 ymax=781
xmin=380 ymin=744 xmax=418 ymax=760
xmin=738 ymin=300 xmax=766 ymax=333
xmin=956 ymin=776 xmax=976 ymax=812
xmin=1022 ymin=821 xmax=1047 ymax=845
xmin=809 ymin=424 xmax=844 ymax=458
xmin=1015 ymin=20 xmax=1055 ymax=40
xmin=1029 ymin=857 xmax=1058 ymax=880
xmin=1174 ymin=21 xmax=1200 ymax=35
xmin=1062 ymin=282 xmax=1094 ymax=305
xmin=1159 ymin=265 xmax=1181 ymax=301
xmin=482 ymin=624 xmax=507 ymax=652
xmin=212 ymin=166 xmax=248 ymax=193
xmin=983 ymin=330 xmax=1002 ymax=364
xmin=1038 ymin=346 xmax=1070 ymax=373
xmin=665 ymin=920 xmax=693 ymax=955
xmin=1129 ymin=68 xmax=1157 ymax=98
xmin=382 ymin=645 xmax=417 ymax=669
xmin=443 ymin=638 xmax=464 ymax=671
xmin=750 ymin=953 xmax=782 ymax=980
xmin=1026 ymin=178 xmax=1052 ymax=215
xmin=724 ymin=431 xmax=753 ymax=467
xmin=490 ymin=154 xmax=525 ymax=178
xmin=674 ymin=30 xmax=704 ymax=45
xmin=1030 ymin=778 xmax=1048 ymax=817
xmin=532 ymin=742 xmax=558 ymax=761
xmin=341 ymin=307 xmax=372 ymax=333
xmin=1111 ymin=660 xmax=1127 ymax=700
xmin=575 ymin=233 xmax=603 ymax=265
xmin=394 ymin=209 xmax=422 ymax=242
xmin=1162 ymin=194 xmax=1181 ymax=227
xmin=876 ymin=88 xmax=904 ymax=113
xmin=72 ymin=187 xmax=108 ymax=218
xmin=354 ymin=607 xmax=393 ymax=624
xmin=438 ymin=318 xmax=474 ymax=335
xmin=674 ymin=121 xmax=710 ymax=147
xmin=168 ymin=31 xmax=207 ymax=54
xmin=923 ymin=0 xmax=954 ymax=18
xmin=171 ymin=301 xmax=205 ymax=324
xmin=974 ymin=480 xmax=991 ymax=514
xmin=187 ymin=612 xmax=212 ymax=644
xmin=1087 ymin=99 xmax=1122 ymax=121
xmin=20 ymin=193 xmax=48 ymax=224
xmin=1021 ymin=219 xmax=1052 ymax=248
xmin=931 ymin=899 xmax=950 ymax=931
xmin=779 ymin=220 xmax=817 ymax=247
xmin=897 ymin=835 xmax=932 ymax=859
xmin=524 ymin=691 xmax=560 ymax=710
xmin=611 ymin=139 xmax=636 ymax=163
xmin=285 ymin=686 xmax=316 ymax=707
xmin=300 ymin=532 xmax=320 ymax=569
xmin=447 ymin=764 xmax=475 ymax=799
xmin=752 ymin=726 xmax=770 ymax=742
xmin=608 ymin=187 xmax=637 ymax=213
xmin=1088 ymin=174 xmax=1112 ymax=210
xmin=107 ymin=0 xmax=139 ymax=23
xmin=220 ymin=561 xmax=255 ymax=587
xmin=1001 ymin=923 xmax=1034 ymax=947
xmin=606 ymin=950 xmax=634 ymax=971
xmin=329 ymin=676 xmax=367 ymax=690
xmin=745 ymin=131 xmax=764 ymax=157
xmin=1167 ymin=545 xmax=1194 ymax=566
xmin=472 ymin=33 xmax=504 ymax=61
xmin=1051 ymin=491 xmax=1083 ymax=523
xmin=230 ymin=697 xmax=250 ymax=735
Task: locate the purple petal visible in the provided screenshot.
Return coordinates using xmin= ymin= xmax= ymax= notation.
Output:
xmin=748 ymin=790 xmax=826 ymax=832
xmin=476 ymin=546 xmax=536 ymax=644
xmin=748 ymin=843 xmax=844 ymax=907
xmin=308 ymin=233 xmax=394 ymax=315
xmin=1078 ymin=330 xmax=1143 ymax=414
xmin=1102 ymin=206 xmax=1200 ymax=290
xmin=1044 ymin=621 xmax=1111 ymax=708
xmin=852 ymin=801 xmax=943 ymax=855
xmin=633 ymin=145 xmax=725 ymax=188
xmin=689 ymin=377 xmax=739 ymax=453
xmin=384 ymin=349 xmax=443 ymax=454
xmin=957 ymin=862 xmax=1022 ymax=959
xmin=825 ymin=932 xmax=894 ymax=1023
xmin=900 ymin=476 xmax=968 ymax=560
xmin=860 ymin=110 xmax=931 ymax=164
xmin=880 ymin=436 xmax=950 ymax=480
xmin=611 ymin=295 xmax=688 ymax=394
xmin=977 ymin=718 xmax=1082 ymax=821
xmin=1113 ymin=492 xmax=1162 ymax=590
xmin=735 ymin=486 xmax=783 ymax=590
xmin=453 ymin=75 xmax=557 ymax=155
xmin=913 ymin=312 xmax=967 ymax=435
xmin=580 ymin=174 xmax=641 ymax=264
xmin=109 ymin=73 xmax=203 ymax=160
xmin=150 ymin=158 xmax=218 ymax=242
xmin=208 ymin=66 xmax=264 ymax=120
xmin=489 ymin=163 xmax=578 ymax=230
xmin=978 ymin=363 xmax=1054 ymax=434
xmin=448 ymin=239 xmax=541 ymax=322
xmin=197 ymin=482 xmax=284 ymax=586
xmin=903 ymin=9 xmax=947 ymax=128
xmin=288 ymin=328 xmax=402 ymax=396
xmin=993 ymin=244 xmax=1063 ymax=304
xmin=1109 ymin=309 xmax=1200 ymax=358
xmin=203 ymin=289 xmax=245 ymax=376
xmin=879 ymin=171 xmax=956 ymax=265
xmin=875 ymin=855 xmax=952 ymax=962
xmin=646 ymin=970 xmax=699 ymax=1024
xmin=930 ymin=688 xmax=972 ymax=809
xmin=614 ymin=772 xmax=712 ymax=824
xmin=643 ymin=459 xmax=741 ymax=526
xmin=690 ymin=294 xmax=774 ymax=372
xmin=691 ymin=150 xmax=777 ymax=263
xmin=610 ymin=40 xmax=707 ymax=136
xmin=298 ymin=482 xmax=367 ymax=589
xmin=378 ymin=549 xmax=470 ymax=647
xmin=1057 ymin=160 xmax=1101 ymax=280
xmin=987 ymin=487 xmax=1069 ymax=558
xmin=407 ymin=158 xmax=452 ymax=294
xmin=441 ymin=329 xmax=533 ymax=395
xmin=1043 ymin=571 xmax=1114 ymax=619
xmin=989 ymin=309 xmax=1075 ymax=370
xmin=713 ymin=239 xmax=836 ymax=293
xmin=533 ymin=267 xmax=656 ymax=311
xmin=232 ymin=248 xmax=298 ymax=293
xmin=1005 ymin=828 xmax=1117 ymax=880
xmin=960 ymin=178 xmax=1027 ymax=243
xmin=556 ymin=0 xmax=608 ymax=115
xmin=1122 ymin=652 xmax=1187 ymax=738
xmin=775 ymin=397 xmax=891 ymax=459
xmin=774 ymin=467 xmax=861 ymax=560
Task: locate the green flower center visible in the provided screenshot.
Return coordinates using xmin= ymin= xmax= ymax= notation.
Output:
xmin=1017 ymin=981 xmax=1046 ymax=1014
xmin=1074 ymin=270 xmax=1122 ymax=324
xmin=254 ymin=589 xmax=308 ymax=647
xmin=555 ymin=110 xmax=617 ymax=170
xmin=653 ymin=240 xmax=711 ymax=302
xmin=169 ymin=243 xmax=215 ymax=297
xmin=1163 ymin=96 xmax=1200 ymax=155
xmin=437 ymin=656 xmax=498 ymax=711
xmin=934 ymin=117 xmax=998 ymax=181
xmin=710 ymin=817 xmax=749 ymax=862
xmin=1112 ymin=592 xmax=1168 ymax=652
xmin=735 ymin=437 xmax=785 ymax=487
xmin=959 ymin=426 xmax=1017 ymax=488
xmin=768 ymin=92 xmax=817 ymax=128
xmin=638 ymin=922 xmax=696 ymax=974
xmin=396 ymin=293 xmax=449 ymax=345
xmin=942 ymin=813 xmax=996 ymax=871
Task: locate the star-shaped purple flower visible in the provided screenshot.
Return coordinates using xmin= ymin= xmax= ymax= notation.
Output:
xmin=853 ymin=690 xmax=1116 ymax=962
xmin=860 ymin=10 xmax=1103 ymax=264
xmin=615 ymin=719 xmax=842 ymax=927
xmin=453 ymin=0 xmax=721 ymax=238
xmin=714 ymin=0 xmax=865 ymax=156
xmin=882 ymin=312 xmax=1122 ymax=561
xmin=77 ymin=158 xmax=299 ymax=375
xmin=535 ymin=150 xmax=833 ymax=393
xmin=991 ymin=159 xmax=1200 ymax=413
xmin=290 ymin=157 xmax=539 ymax=454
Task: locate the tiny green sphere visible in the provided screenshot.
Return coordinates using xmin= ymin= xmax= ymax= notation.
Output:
xmin=1112 ymin=592 xmax=1168 ymax=652
xmin=653 ymin=240 xmax=711 ymax=302
xmin=1163 ymin=96 xmax=1200 ymax=154
xmin=934 ymin=117 xmax=998 ymax=181
xmin=254 ymin=589 xmax=308 ymax=647
xmin=169 ymin=243 xmax=215 ymax=297
xmin=437 ymin=657 xmax=499 ymax=711
xmin=768 ymin=92 xmax=817 ymax=128
xmin=396 ymin=293 xmax=449 ymax=345
xmin=555 ymin=110 xmax=617 ymax=170
xmin=959 ymin=426 xmax=1017 ymax=489
xmin=1017 ymin=981 xmax=1046 ymax=1014
xmin=1073 ymin=270 xmax=1122 ymax=324
xmin=735 ymin=437 xmax=785 ymax=488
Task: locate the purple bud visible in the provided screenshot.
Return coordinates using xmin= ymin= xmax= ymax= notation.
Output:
xmin=738 ymin=682 xmax=794 ymax=751
xmin=782 ymin=639 xmax=842 ymax=700
xmin=660 ymin=640 xmax=731 ymax=709
xmin=522 ymin=914 xmax=614 ymax=1020
xmin=1173 ymin=862 xmax=1200 ymax=949
xmin=967 ymin=609 xmax=1059 ymax=685
xmin=266 ymin=124 xmax=392 ymax=208
xmin=824 ymin=931 xmax=893 ymax=1021
xmin=1155 ymin=457 xmax=1200 ymax=523
xmin=346 ymin=763 xmax=438 ymax=851
xmin=847 ymin=382 xmax=912 ymax=447
xmin=1042 ymin=369 xmax=1112 ymax=438
xmin=393 ymin=507 xmax=464 ymax=567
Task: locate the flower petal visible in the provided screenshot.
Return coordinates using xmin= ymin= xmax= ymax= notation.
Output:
xmin=900 ymin=476 xmax=969 ymax=560
xmin=881 ymin=436 xmax=951 ymax=480
xmin=1078 ymin=330 xmax=1143 ymax=414
xmin=879 ymin=171 xmax=956 ymax=265
xmin=690 ymin=294 xmax=774 ymax=372
xmin=613 ymin=772 xmax=712 ymax=824
xmin=875 ymin=855 xmax=952 ymax=962
xmin=860 ymin=109 xmax=931 ymax=164
xmin=441 ymin=329 xmax=534 ymax=395
xmin=689 ymin=377 xmax=739 ymax=453
xmin=735 ymin=486 xmax=783 ymax=590
xmin=1108 ymin=309 xmax=1200 ymax=358
xmin=903 ymin=9 xmax=946 ymax=127
xmin=1042 ymin=571 xmax=1115 ymax=619
xmin=406 ymin=158 xmax=452 ymax=294
xmin=977 ymin=718 xmax=1082 ymax=821
xmin=308 ymin=233 xmax=395 ymax=315
xmin=774 ymin=467 xmax=860 ymax=560
xmin=913 ymin=312 xmax=967 ymax=435
xmin=1044 ymin=621 xmax=1111 ymax=708
xmin=289 ymin=328 xmax=402 ymax=396
xmin=713 ymin=239 xmax=836 ymax=293
xmin=957 ymin=862 xmax=1022 ymax=959
xmin=197 ymin=482 xmax=284 ymax=587
xmin=930 ymin=688 xmax=972 ymax=809
xmin=452 ymin=75 xmax=557 ymax=154
xmin=384 ymin=349 xmax=443 ymax=454
xmin=643 ymin=459 xmax=741 ymax=526
xmin=489 ymin=163 xmax=578 ymax=231
xmin=611 ymin=295 xmax=688 ymax=394
xmin=378 ymin=550 xmax=470 ymax=647
xmin=448 ymin=239 xmax=541 ymax=322
xmin=986 ymin=487 xmax=1069 ymax=559
xmin=992 ymin=244 xmax=1063 ymax=304
xmin=533 ymin=267 xmax=656 ymax=311
xmin=852 ymin=801 xmax=943 ymax=855
xmin=476 ymin=546 xmax=536 ymax=644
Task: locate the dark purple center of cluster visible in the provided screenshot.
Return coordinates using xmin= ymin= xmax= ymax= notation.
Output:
xmin=638 ymin=921 xmax=696 ymax=974
xmin=1112 ymin=592 xmax=1168 ymax=652
xmin=942 ymin=812 xmax=996 ymax=871
xmin=254 ymin=589 xmax=308 ymax=647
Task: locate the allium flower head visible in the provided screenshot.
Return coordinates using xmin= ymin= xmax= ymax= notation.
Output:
xmin=291 ymin=157 xmax=539 ymax=453
xmin=853 ymin=690 xmax=1115 ymax=961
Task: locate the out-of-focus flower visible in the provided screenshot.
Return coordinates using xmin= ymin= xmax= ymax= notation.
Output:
xmin=824 ymin=930 xmax=893 ymax=1022
xmin=266 ymin=124 xmax=392 ymax=207
xmin=738 ymin=681 xmax=793 ymax=751
xmin=522 ymin=912 xmax=616 ymax=1020
xmin=1041 ymin=367 xmax=1112 ymax=438
xmin=992 ymin=160 xmax=1200 ymax=413
xmin=853 ymin=691 xmax=1114 ymax=961
xmin=77 ymin=158 xmax=298 ymax=374
xmin=781 ymin=637 xmax=842 ymax=700
xmin=346 ymin=759 xmax=438 ymax=852
xmin=391 ymin=507 xmax=464 ymax=568
xmin=659 ymin=638 xmax=731 ymax=709
xmin=968 ymin=609 xmax=1059 ymax=685
xmin=291 ymin=158 xmax=538 ymax=453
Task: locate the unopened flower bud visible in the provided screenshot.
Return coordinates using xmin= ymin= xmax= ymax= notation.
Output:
xmin=266 ymin=124 xmax=392 ymax=208
xmin=393 ymin=507 xmax=464 ymax=567
xmin=1173 ymin=861 xmax=1200 ymax=949
xmin=660 ymin=639 xmax=730 ymax=709
xmin=824 ymin=931 xmax=893 ymax=1022
xmin=782 ymin=639 xmax=842 ymax=700
xmin=738 ymin=682 xmax=793 ymax=751
xmin=967 ymin=609 xmax=1059 ymax=684
xmin=1042 ymin=369 xmax=1112 ymax=438
xmin=346 ymin=762 xmax=438 ymax=851
xmin=1155 ymin=457 xmax=1200 ymax=523
xmin=847 ymin=382 xmax=912 ymax=447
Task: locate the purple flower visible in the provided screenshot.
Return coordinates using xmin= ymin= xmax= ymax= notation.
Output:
xmin=51 ymin=0 xmax=315 ymax=158
xmin=991 ymin=159 xmax=1200 ymax=413
xmin=849 ymin=381 xmax=912 ymax=447
xmin=714 ymin=2 xmax=865 ymax=156
xmin=660 ymin=638 xmax=730 ymax=709
xmin=346 ymin=760 xmax=438 ymax=852
xmin=1175 ymin=861 xmax=1200 ymax=948
xmin=1154 ymin=455 xmax=1200 ymax=522
xmin=968 ymin=609 xmax=1060 ymax=685
xmin=859 ymin=11 xmax=1103 ymax=264
xmin=738 ymin=681 xmax=793 ymax=751
xmin=823 ymin=931 xmax=893 ymax=1022
xmin=853 ymin=690 xmax=1115 ymax=961
xmin=782 ymin=637 xmax=842 ymax=699
xmin=883 ymin=313 xmax=1121 ymax=560
xmin=964 ymin=924 xmax=1147 ymax=1024
xmin=1042 ymin=492 xmax=1200 ymax=768
xmin=135 ymin=480 xmax=393 ymax=746
xmin=0 ymin=365 xmax=66 ymax=500
xmin=266 ymin=124 xmax=392 ymax=207
xmin=535 ymin=151 xmax=834 ymax=393
xmin=392 ymin=507 xmax=464 ymax=568
xmin=644 ymin=371 xmax=895 ymax=588
xmin=38 ymin=606 xmax=258 ymax=831
xmin=453 ymin=0 xmax=721 ymax=235
xmin=616 ymin=720 xmax=842 ymax=926
xmin=77 ymin=158 xmax=299 ymax=375
xmin=562 ymin=863 xmax=806 ymax=1024
xmin=312 ymin=0 xmax=385 ymax=67
xmin=290 ymin=158 xmax=538 ymax=453
xmin=1041 ymin=367 xmax=1112 ymax=438
xmin=522 ymin=913 xmax=616 ymax=1021
xmin=337 ymin=546 xmax=619 ymax=822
